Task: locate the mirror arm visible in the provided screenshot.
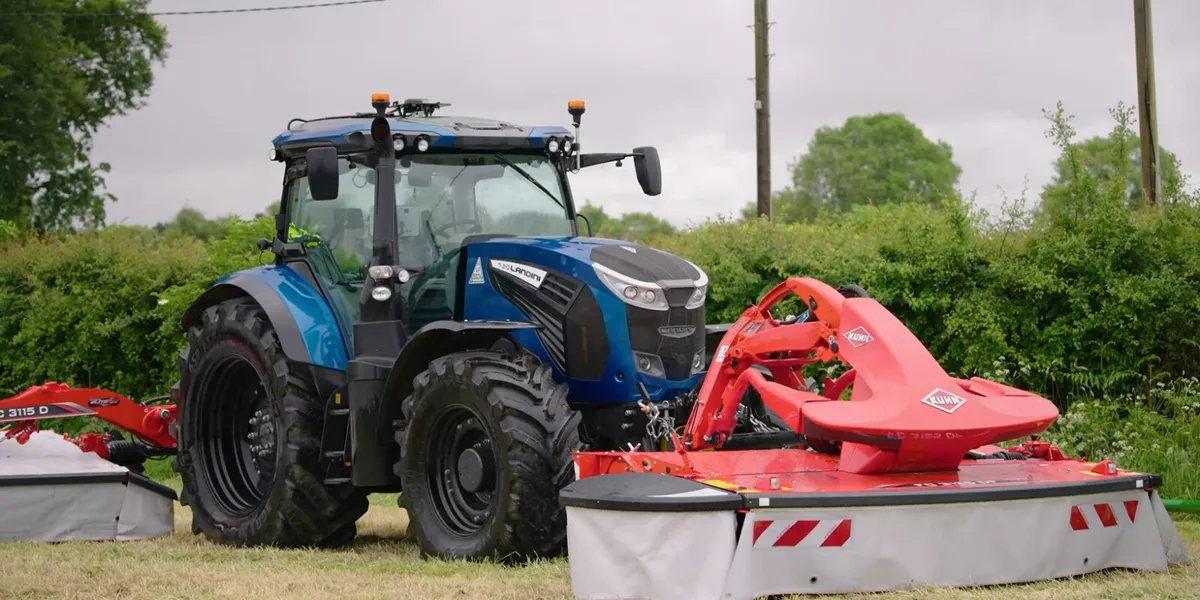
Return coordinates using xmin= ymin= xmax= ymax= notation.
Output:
xmin=576 ymin=213 xmax=594 ymax=237
xmin=577 ymin=153 xmax=631 ymax=169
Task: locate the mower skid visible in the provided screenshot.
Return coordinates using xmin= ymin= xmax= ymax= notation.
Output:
xmin=561 ymin=468 xmax=1190 ymax=599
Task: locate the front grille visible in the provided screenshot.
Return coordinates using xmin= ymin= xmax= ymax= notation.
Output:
xmin=664 ymin=287 xmax=694 ymax=306
xmin=626 ymin=304 xmax=704 ymax=380
xmin=489 ymin=268 xmax=582 ymax=371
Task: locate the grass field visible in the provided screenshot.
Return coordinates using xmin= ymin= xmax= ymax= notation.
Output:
xmin=1 ymin=477 xmax=1197 ymax=600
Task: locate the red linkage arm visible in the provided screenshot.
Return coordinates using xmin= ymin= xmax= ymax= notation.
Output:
xmin=682 ymin=274 xmax=1061 ymax=474
xmin=0 ymin=382 xmax=176 ymax=449
xmin=683 ymin=277 xmax=849 ymax=450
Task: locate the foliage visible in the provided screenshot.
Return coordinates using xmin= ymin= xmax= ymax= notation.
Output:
xmin=0 ymin=0 xmax=167 ymax=231
xmin=153 ymin=207 xmax=240 ymax=242
xmin=740 ymin=113 xmax=962 ymax=224
xmin=0 ymin=216 xmax=273 ymax=436
xmin=1042 ymin=378 xmax=1200 ymax=498
xmin=0 ymin=226 xmax=207 ymax=402
xmin=577 ymin=201 xmax=676 ymax=240
xmin=0 ymin=220 xmax=20 ymax=243
xmin=1041 ymin=102 xmax=1188 ymax=211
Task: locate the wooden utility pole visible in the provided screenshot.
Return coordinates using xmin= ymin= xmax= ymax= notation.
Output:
xmin=753 ymin=0 xmax=772 ymax=219
xmin=1133 ymin=0 xmax=1161 ymax=209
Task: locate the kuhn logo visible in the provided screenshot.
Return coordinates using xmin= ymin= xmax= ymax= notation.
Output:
xmin=921 ymin=388 xmax=968 ymax=414
xmin=657 ymin=325 xmax=695 ymax=338
xmin=489 ymin=259 xmax=546 ymax=289
xmin=842 ymin=326 xmax=874 ymax=348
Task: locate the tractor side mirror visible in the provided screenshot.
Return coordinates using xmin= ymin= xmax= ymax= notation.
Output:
xmin=306 ymin=147 xmax=340 ymax=200
xmin=632 ymin=146 xmax=661 ymax=196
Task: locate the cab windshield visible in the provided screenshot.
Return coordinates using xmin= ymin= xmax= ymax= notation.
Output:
xmin=288 ymin=152 xmax=573 ymax=271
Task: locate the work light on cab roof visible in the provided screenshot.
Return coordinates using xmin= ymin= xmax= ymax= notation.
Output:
xmin=270 ymin=93 xmax=661 ymax=197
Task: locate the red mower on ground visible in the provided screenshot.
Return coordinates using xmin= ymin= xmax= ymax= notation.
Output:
xmin=560 ymin=277 xmax=1190 ymax=599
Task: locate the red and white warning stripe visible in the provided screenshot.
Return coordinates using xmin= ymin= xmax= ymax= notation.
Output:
xmin=1069 ymin=499 xmax=1140 ymax=531
xmin=752 ymin=518 xmax=852 ymax=548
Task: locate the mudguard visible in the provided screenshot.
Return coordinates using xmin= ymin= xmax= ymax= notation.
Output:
xmin=381 ymin=319 xmax=541 ymax=411
xmin=181 ymin=265 xmax=350 ymax=371
xmin=346 ymin=319 xmax=541 ymax=489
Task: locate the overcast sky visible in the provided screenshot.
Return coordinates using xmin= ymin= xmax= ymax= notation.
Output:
xmin=91 ymin=0 xmax=1200 ymax=228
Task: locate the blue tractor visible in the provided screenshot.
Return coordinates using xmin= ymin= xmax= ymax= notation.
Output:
xmin=170 ymin=95 xmax=717 ymax=561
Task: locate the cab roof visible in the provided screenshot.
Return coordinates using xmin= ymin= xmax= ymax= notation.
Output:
xmin=271 ymin=114 xmax=573 ymax=160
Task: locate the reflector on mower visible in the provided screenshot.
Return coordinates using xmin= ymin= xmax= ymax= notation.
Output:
xmin=561 ymin=277 xmax=1191 ymax=598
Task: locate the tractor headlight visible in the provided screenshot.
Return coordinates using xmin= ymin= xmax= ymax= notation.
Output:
xmin=633 ymin=351 xmax=665 ymax=378
xmin=593 ymin=262 xmax=668 ymax=311
xmin=691 ymin=348 xmax=706 ymax=375
xmin=370 ymin=286 xmax=392 ymax=302
xmin=416 ymin=135 xmax=431 ymax=152
xmin=393 ymin=135 xmax=406 ymax=152
xmin=685 ymin=284 xmax=706 ymax=310
xmin=547 ymin=137 xmax=561 ymax=153
xmin=682 ymin=259 xmax=709 ymax=310
xmin=368 ymin=265 xmax=394 ymax=280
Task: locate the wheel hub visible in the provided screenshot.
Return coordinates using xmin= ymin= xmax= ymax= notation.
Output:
xmin=194 ymin=353 xmax=276 ymax=518
xmin=456 ymin=445 xmax=495 ymax=493
xmin=426 ymin=410 xmax=500 ymax=535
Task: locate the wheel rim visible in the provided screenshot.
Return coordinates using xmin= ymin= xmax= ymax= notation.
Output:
xmin=425 ymin=405 xmax=499 ymax=536
xmin=194 ymin=350 xmax=276 ymax=518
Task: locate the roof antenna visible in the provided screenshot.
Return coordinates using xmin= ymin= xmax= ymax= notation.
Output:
xmin=400 ymin=98 xmax=450 ymax=118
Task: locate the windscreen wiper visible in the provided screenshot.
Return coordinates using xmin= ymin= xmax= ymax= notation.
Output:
xmin=491 ymin=153 xmax=566 ymax=210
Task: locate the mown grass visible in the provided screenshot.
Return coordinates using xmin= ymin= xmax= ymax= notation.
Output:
xmin=0 ymin=473 xmax=1196 ymax=600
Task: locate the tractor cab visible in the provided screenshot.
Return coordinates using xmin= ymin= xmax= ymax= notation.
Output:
xmin=283 ymin=145 xmax=576 ymax=331
xmin=270 ymin=96 xmax=661 ymax=343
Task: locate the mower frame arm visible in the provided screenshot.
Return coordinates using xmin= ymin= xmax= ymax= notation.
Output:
xmin=0 ymin=383 xmax=177 ymax=449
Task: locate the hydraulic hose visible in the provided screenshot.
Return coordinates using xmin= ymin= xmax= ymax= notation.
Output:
xmin=1162 ymin=499 xmax=1200 ymax=513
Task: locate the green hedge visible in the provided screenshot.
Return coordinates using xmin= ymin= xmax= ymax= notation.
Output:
xmin=3 ymin=197 xmax=1196 ymax=410
xmin=0 ymin=218 xmax=274 ymax=406
xmin=653 ymin=195 xmax=1200 ymax=406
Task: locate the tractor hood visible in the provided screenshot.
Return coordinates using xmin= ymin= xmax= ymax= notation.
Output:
xmin=470 ymin=235 xmax=707 ymax=293
xmin=459 ymin=235 xmax=708 ymax=404
xmin=587 ymin=243 xmax=705 ymax=289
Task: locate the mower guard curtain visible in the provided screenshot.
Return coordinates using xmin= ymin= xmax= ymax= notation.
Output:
xmin=0 ymin=431 xmax=175 ymax=542
xmin=566 ymin=485 xmax=1190 ymax=599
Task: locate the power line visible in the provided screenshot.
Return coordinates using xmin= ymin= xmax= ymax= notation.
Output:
xmin=0 ymin=0 xmax=393 ymax=18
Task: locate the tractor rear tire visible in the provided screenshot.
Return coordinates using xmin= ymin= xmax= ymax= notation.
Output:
xmin=171 ymin=297 xmax=368 ymax=548
xmin=395 ymin=350 xmax=581 ymax=563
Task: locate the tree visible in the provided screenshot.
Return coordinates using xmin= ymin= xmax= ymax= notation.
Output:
xmin=153 ymin=207 xmax=235 ymax=241
xmin=0 ymin=1 xmax=168 ymax=231
xmin=747 ymin=113 xmax=962 ymax=224
xmin=577 ymin=201 xmax=612 ymax=237
xmin=1041 ymin=103 xmax=1186 ymax=210
xmin=576 ymin=201 xmax=676 ymax=241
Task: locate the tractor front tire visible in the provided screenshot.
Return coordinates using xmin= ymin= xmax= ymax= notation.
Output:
xmin=172 ymin=297 xmax=368 ymax=548
xmin=395 ymin=351 xmax=581 ymax=563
